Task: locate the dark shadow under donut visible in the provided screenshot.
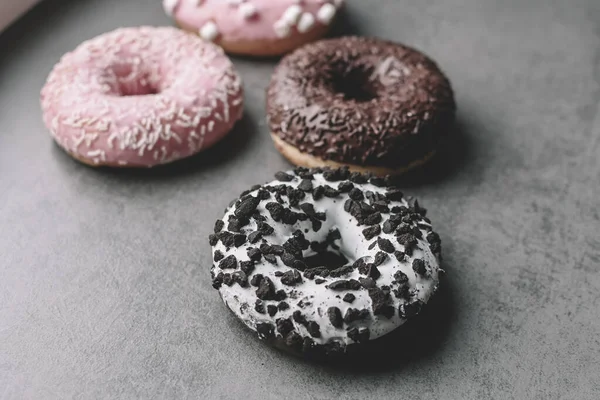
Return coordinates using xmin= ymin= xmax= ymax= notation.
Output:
xmin=389 ymin=116 xmax=474 ymax=188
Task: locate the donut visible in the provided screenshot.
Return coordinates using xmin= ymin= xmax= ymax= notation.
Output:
xmin=40 ymin=27 xmax=244 ymax=168
xmin=163 ymin=0 xmax=344 ymax=56
xmin=209 ymin=167 xmax=442 ymax=357
xmin=267 ymin=36 xmax=456 ymax=176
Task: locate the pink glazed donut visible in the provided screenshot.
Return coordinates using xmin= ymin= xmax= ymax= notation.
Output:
xmin=40 ymin=27 xmax=244 ymax=168
xmin=163 ymin=0 xmax=344 ymax=56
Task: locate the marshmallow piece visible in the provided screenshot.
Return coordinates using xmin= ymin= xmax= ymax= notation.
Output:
xmin=281 ymin=5 xmax=303 ymax=25
xmin=199 ymin=22 xmax=219 ymax=41
xmin=297 ymin=12 xmax=315 ymax=33
xmin=274 ymin=19 xmax=291 ymax=38
xmin=317 ymin=4 xmax=336 ymax=25
xmin=239 ymin=3 xmax=258 ymax=19
xmin=163 ymin=0 xmax=179 ymax=16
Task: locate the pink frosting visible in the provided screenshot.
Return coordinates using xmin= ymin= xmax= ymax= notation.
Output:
xmin=164 ymin=0 xmax=343 ymax=42
xmin=40 ymin=26 xmax=244 ymax=167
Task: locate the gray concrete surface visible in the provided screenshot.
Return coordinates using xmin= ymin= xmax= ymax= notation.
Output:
xmin=1 ymin=0 xmax=599 ymax=398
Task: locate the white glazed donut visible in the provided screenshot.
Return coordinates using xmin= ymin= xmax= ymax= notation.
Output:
xmin=209 ymin=167 xmax=442 ymax=356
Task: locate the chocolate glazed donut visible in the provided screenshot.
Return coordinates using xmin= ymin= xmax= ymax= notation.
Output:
xmin=266 ymin=36 xmax=456 ymax=176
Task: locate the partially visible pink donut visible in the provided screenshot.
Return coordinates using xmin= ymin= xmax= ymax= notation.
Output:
xmin=163 ymin=0 xmax=344 ymax=56
xmin=40 ymin=27 xmax=244 ymax=168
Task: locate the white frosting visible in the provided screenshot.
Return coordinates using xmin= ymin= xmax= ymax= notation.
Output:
xmin=211 ymin=171 xmax=441 ymax=349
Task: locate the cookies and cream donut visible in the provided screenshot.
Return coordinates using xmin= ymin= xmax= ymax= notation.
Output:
xmin=267 ymin=36 xmax=456 ymax=176
xmin=40 ymin=27 xmax=243 ymax=167
xmin=209 ymin=167 xmax=442 ymax=356
xmin=163 ymin=0 xmax=343 ymax=56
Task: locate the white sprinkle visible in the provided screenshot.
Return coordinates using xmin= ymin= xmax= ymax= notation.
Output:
xmin=274 ymin=19 xmax=291 ymax=38
xmin=239 ymin=3 xmax=258 ymax=20
xmin=163 ymin=0 xmax=179 ymax=16
xmin=199 ymin=22 xmax=219 ymax=42
xmin=297 ymin=12 xmax=315 ymax=33
xmin=316 ymin=3 xmax=336 ymax=24
xmin=281 ymin=5 xmax=302 ymax=25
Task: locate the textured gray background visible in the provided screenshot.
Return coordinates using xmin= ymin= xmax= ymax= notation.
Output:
xmin=1 ymin=0 xmax=599 ymax=399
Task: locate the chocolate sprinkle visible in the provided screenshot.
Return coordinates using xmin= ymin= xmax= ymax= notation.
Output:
xmin=362 ymin=225 xmax=381 ymax=240
xmin=343 ymin=293 xmax=356 ymax=303
xmin=250 ymin=274 xmax=263 ymax=287
xmin=240 ymin=261 xmax=255 ymax=275
xmin=213 ymin=250 xmax=224 ymax=262
xmin=277 ymin=318 xmax=294 ymax=336
xmin=377 ymin=238 xmax=395 ymax=253
xmin=347 ymin=327 xmax=370 ymax=343
xmin=263 ymin=254 xmax=277 ymax=264
xmin=307 ymin=321 xmax=321 ymax=338
xmin=368 ymin=287 xmax=389 ymax=315
xmin=344 ymin=308 xmax=370 ymax=324
xmin=293 ymin=310 xmax=307 ymax=325
xmin=281 ymin=269 xmax=303 ymax=286
xmin=373 ymin=252 xmax=388 ymax=266
xmin=256 ymin=322 xmax=274 ymax=339
xmin=267 ymin=305 xmax=278 ymax=317
xmin=412 ymin=259 xmax=427 ymax=276
xmin=255 ymin=299 xmax=265 ymax=314
xmin=255 ymin=277 xmax=276 ymax=300
xmin=235 ymin=196 xmax=260 ymax=218
xmin=327 ymin=307 xmax=343 ymax=328
xmin=219 ymin=255 xmax=237 ymax=270
xmin=247 ymin=247 xmax=262 ymax=262
xmin=328 ymin=279 xmax=362 ymax=291
xmin=232 ymin=271 xmax=248 ymax=287
xmin=400 ymin=301 xmax=423 ymax=318
xmin=275 ymin=171 xmax=294 ymax=182
xmin=298 ymin=179 xmax=313 ymax=192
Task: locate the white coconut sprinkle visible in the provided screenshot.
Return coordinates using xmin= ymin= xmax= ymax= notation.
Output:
xmin=316 ymin=3 xmax=336 ymax=25
xmin=297 ymin=12 xmax=315 ymax=33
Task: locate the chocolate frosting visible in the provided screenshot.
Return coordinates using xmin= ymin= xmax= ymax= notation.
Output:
xmin=266 ymin=36 xmax=456 ymax=168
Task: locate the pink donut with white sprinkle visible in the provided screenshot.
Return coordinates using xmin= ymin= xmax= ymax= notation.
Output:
xmin=163 ymin=0 xmax=344 ymax=56
xmin=40 ymin=27 xmax=244 ymax=168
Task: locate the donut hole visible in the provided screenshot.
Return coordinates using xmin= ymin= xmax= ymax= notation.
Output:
xmin=330 ymin=66 xmax=377 ymax=103
xmin=108 ymin=63 xmax=162 ymax=97
xmin=118 ymin=82 xmax=160 ymax=97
